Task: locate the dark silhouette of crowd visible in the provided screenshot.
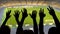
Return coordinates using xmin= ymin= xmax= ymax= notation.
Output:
xmin=0 ymin=6 xmax=60 ymax=34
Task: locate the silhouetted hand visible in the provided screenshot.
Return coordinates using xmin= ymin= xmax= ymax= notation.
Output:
xmin=22 ymin=8 xmax=28 ymax=18
xmin=47 ymin=6 xmax=55 ymax=16
xmin=6 ymin=10 xmax=11 ymax=19
xmin=29 ymin=10 xmax=38 ymax=34
xmin=47 ymin=6 xmax=60 ymax=30
xmin=39 ymin=8 xmax=45 ymax=18
xmin=29 ymin=10 xmax=37 ymax=19
xmin=14 ymin=10 xmax=20 ymax=19
xmin=1 ymin=10 xmax=11 ymax=26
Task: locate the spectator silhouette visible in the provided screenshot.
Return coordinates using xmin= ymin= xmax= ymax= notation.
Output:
xmin=0 ymin=10 xmax=11 ymax=34
xmin=47 ymin=6 xmax=60 ymax=34
xmin=14 ymin=10 xmax=23 ymax=34
xmin=39 ymin=8 xmax=45 ymax=34
xmin=29 ymin=10 xmax=38 ymax=34
xmin=21 ymin=8 xmax=34 ymax=34
xmin=22 ymin=8 xmax=34 ymax=34
xmin=14 ymin=8 xmax=34 ymax=34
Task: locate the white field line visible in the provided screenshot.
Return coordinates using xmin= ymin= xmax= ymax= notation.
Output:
xmin=29 ymin=27 xmax=33 ymax=30
xmin=15 ymin=24 xmax=30 ymax=27
xmin=25 ymin=24 xmax=30 ymax=27
xmin=45 ymin=20 xmax=54 ymax=25
xmin=45 ymin=20 xmax=54 ymax=23
xmin=49 ymin=23 xmax=54 ymax=25
xmin=8 ymin=25 xmax=12 ymax=28
xmin=16 ymin=25 xmax=18 ymax=27
xmin=8 ymin=19 xmax=55 ymax=28
xmin=43 ymin=24 xmax=46 ymax=26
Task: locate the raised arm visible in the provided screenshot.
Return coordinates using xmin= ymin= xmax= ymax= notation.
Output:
xmin=47 ymin=6 xmax=60 ymax=28
xmin=20 ymin=8 xmax=28 ymax=27
xmin=29 ymin=10 xmax=38 ymax=34
xmin=39 ymin=8 xmax=45 ymax=34
xmin=1 ymin=10 xmax=11 ymax=26
xmin=14 ymin=9 xmax=27 ymax=26
xmin=14 ymin=9 xmax=28 ymax=34
xmin=14 ymin=10 xmax=20 ymax=25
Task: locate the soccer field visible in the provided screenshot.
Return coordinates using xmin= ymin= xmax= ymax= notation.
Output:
xmin=2 ymin=6 xmax=60 ymax=28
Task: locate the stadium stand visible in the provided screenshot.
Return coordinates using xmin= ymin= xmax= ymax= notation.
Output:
xmin=0 ymin=0 xmax=60 ymax=8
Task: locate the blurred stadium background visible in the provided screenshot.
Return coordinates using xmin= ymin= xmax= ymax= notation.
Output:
xmin=0 ymin=0 xmax=60 ymax=8
xmin=0 ymin=0 xmax=60 ymax=34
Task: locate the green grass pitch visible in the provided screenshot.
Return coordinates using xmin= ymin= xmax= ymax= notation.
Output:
xmin=2 ymin=6 xmax=60 ymax=28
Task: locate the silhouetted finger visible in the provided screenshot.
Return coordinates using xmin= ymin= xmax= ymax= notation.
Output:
xmin=49 ymin=6 xmax=53 ymax=10
xmin=47 ymin=8 xmax=50 ymax=11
